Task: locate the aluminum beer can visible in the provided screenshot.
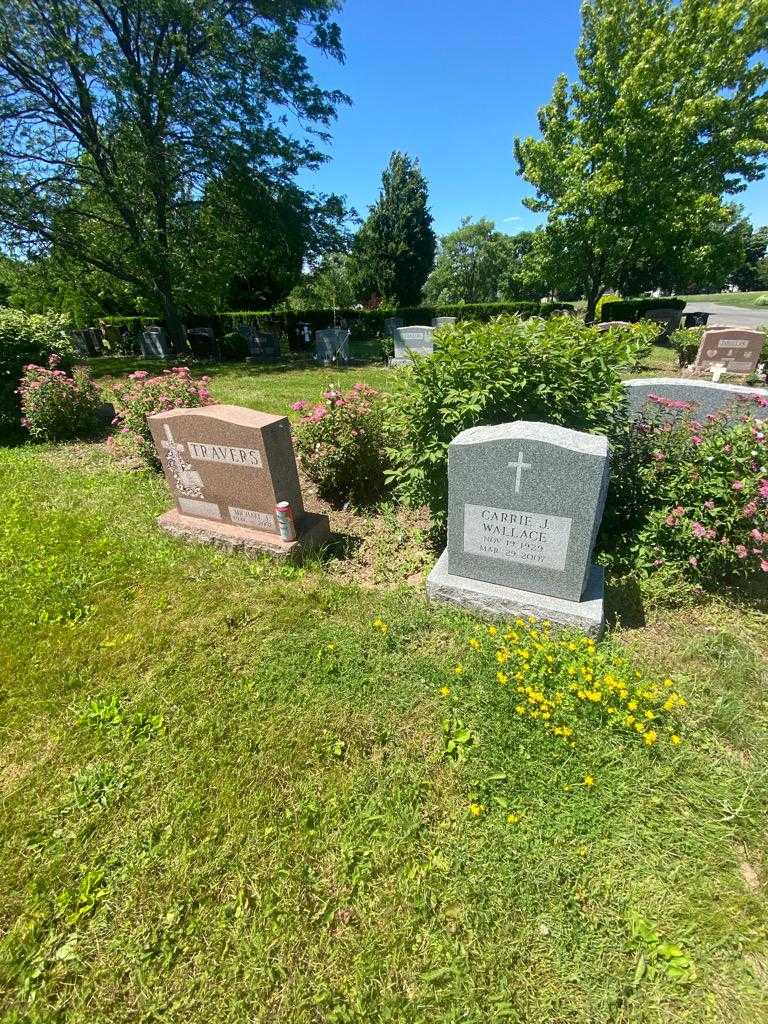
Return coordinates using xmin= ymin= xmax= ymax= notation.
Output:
xmin=275 ymin=500 xmax=297 ymax=542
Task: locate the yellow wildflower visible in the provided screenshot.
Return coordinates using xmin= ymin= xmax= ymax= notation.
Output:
xmin=515 ymin=704 xmax=526 ymax=715
xmin=454 ymin=664 xmax=464 ymax=676
xmin=644 ymin=730 xmax=658 ymax=746
xmin=507 ymin=813 xmax=521 ymax=824
xmin=670 ymin=734 xmax=682 ymax=745
xmin=469 ymin=803 xmax=485 ymax=816
xmin=584 ymin=775 xmax=595 ymax=788
xmin=496 ymin=648 xmax=510 ymax=664
xmin=468 ymin=637 xmax=480 ymax=650
xmin=487 ymin=625 xmax=498 ymax=636
xmin=439 ymin=686 xmax=451 ymax=697
xmin=497 ymin=671 xmax=509 ymax=685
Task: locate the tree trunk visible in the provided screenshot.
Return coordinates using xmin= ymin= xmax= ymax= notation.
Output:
xmin=584 ymin=282 xmax=603 ymax=323
xmin=159 ymin=288 xmax=185 ymax=353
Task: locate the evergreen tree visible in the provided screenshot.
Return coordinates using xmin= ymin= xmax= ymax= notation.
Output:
xmin=352 ymin=152 xmax=436 ymax=305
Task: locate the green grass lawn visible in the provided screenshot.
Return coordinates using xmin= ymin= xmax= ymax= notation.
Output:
xmin=682 ymin=291 xmax=768 ymax=310
xmin=1 ymin=363 xmax=767 ymax=1022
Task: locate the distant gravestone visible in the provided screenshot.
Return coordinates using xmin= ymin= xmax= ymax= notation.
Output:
xmin=239 ymin=326 xmax=281 ymax=363
xmin=682 ymin=311 xmax=710 ymax=329
xmin=141 ymin=326 xmax=172 ymax=359
xmin=186 ymin=326 xmax=219 ymax=361
xmin=71 ymin=330 xmax=91 ymax=357
xmin=645 ymin=308 xmax=683 ymax=334
xmin=694 ymin=327 xmax=764 ymax=375
xmin=595 ymin=320 xmax=632 ymax=332
xmin=315 ymin=328 xmax=350 ymax=365
xmin=148 ymin=404 xmax=329 ymax=559
xmin=427 ymin=421 xmax=609 ymax=636
xmin=432 ymin=316 xmax=457 ymax=328
xmin=624 ymin=377 xmax=768 ymax=421
xmin=392 ymin=325 xmax=435 ymax=366
xmin=384 ymin=316 xmax=404 ymax=338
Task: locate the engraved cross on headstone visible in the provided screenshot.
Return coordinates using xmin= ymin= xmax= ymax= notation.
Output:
xmin=508 ymin=450 xmax=532 ymax=494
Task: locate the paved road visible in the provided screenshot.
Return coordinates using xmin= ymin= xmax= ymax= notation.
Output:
xmin=684 ymin=301 xmax=768 ymax=328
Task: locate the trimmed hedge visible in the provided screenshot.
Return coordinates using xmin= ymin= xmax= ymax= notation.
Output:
xmin=103 ymin=301 xmax=575 ymax=346
xmin=599 ymin=297 xmax=686 ymax=323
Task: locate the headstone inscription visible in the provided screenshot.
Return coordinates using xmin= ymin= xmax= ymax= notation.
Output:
xmin=693 ymin=327 xmax=764 ymax=375
xmin=141 ymin=326 xmax=172 ymax=359
xmin=426 ymin=421 xmax=608 ymax=636
xmin=239 ymin=326 xmax=281 ymax=363
xmin=384 ymin=316 xmax=404 ymax=339
xmin=432 ymin=316 xmax=457 ymax=328
xmin=315 ymin=328 xmax=350 ymax=365
xmin=147 ymin=404 xmax=330 ymax=558
xmin=391 ymin=325 xmax=435 ymax=365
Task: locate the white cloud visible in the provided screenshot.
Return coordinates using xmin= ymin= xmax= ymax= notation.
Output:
xmin=502 ymin=215 xmax=521 ymax=223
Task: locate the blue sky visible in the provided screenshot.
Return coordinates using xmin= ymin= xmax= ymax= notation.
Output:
xmin=298 ymin=0 xmax=768 ymax=237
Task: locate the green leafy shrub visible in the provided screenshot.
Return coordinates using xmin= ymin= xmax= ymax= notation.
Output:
xmin=602 ymin=395 xmax=768 ymax=581
xmin=292 ymin=383 xmax=390 ymax=506
xmin=219 ymin=332 xmax=249 ymax=361
xmin=594 ymin=293 xmax=621 ymax=321
xmin=600 ymin=297 xmax=685 ymax=323
xmin=669 ymin=325 xmax=705 ymax=367
xmin=108 ymin=367 xmax=213 ymax=466
xmin=18 ymin=356 xmax=103 ymax=441
xmin=0 ymin=307 xmax=75 ymax=439
xmin=387 ymin=316 xmax=648 ymax=530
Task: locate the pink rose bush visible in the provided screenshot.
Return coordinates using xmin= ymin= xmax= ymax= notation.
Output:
xmin=604 ymin=394 xmax=768 ymax=582
xmin=108 ymin=366 xmax=213 ymax=466
xmin=18 ymin=356 xmax=103 ymax=441
xmin=292 ymin=383 xmax=390 ymax=506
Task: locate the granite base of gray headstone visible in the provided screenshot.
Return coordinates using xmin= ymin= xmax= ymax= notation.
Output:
xmin=624 ymin=377 xmax=768 ymax=421
xmin=427 ymin=553 xmax=605 ymax=637
xmin=426 ymin=421 xmax=609 ymax=637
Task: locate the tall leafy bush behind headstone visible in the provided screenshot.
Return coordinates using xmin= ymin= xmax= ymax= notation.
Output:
xmin=386 ymin=316 xmax=652 ymax=530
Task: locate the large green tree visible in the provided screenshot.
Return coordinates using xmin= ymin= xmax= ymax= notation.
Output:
xmin=515 ymin=0 xmax=768 ymax=320
xmin=0 ymin=0 xmax=349 ymax=343
xmin=351 ymin=152 xmax=436 ymax=306
xmin=423 ymin=218 xmax=512 ymax=304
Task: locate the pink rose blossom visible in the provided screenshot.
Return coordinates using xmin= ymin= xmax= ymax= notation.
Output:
xmin=705 ymin=529 xmax=717 ymax=540
xmin=291 ymin=401 xmax=306 ymax=411
xmin=732 ymin=480 xmax=744 ymax=491
xmin=664 ymin=515 xmax=677 ymax=526
xmin=689 ymin=556 xmax=698 ymax=567
xmin=735 ymin=545 xmax=748 ymax=559
xmin=761 ymin=560 xmax=768 ymax=572
xmin=691 ymin=522 xmax=706 ymax=538
xmin=691 ymin=435 xmax=703 ymax=445
xmin=759 ymin=480 xmax=768 ymax=499
xmin=704 ymin=500 xmax=715 ymax=510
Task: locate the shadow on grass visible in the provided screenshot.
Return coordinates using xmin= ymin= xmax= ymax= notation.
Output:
xmin=87 ymin=351 xmax=388 ymax=381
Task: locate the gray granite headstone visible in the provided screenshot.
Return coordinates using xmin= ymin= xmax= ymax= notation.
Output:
xmin=141 ymin=326 xmax=172 ymax=359
xmin=645 ymin=308 xmax=683 ymax=334
xmin=315 ymin=328 xmax=350 ymax=364
xmin=186 ymin=327 xmax=219 ymax=360
xmin=239 ymin=326 xmax=280 ymax=363
xmin=392 ymin=325 xmax=435 ymax=365
xmin=432 ymin=316 xmax=457 ymax=328
xmin=427 ymin=421 xmax=609 ymax=636
xmin=595 ymin=320 xmax=632 ymax=332
xmin=624 ymin=377 xmax=768 ymax=422
xmin=384 ymin=316 xmax=404 ymax=338
xmin=694 ymin=327 xmax=764 ymax=375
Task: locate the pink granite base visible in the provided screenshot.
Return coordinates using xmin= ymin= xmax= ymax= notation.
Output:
xmin=157 ymin=508 xmax=331 ymax=560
